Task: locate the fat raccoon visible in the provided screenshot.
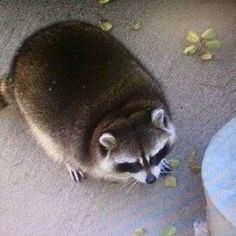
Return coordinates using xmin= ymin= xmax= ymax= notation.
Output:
xmin=0 ymin=21 xmax=176 ymax=184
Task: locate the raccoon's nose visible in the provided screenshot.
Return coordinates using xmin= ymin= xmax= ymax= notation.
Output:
xmin=146 ymin=174 xmax=157 ymax=184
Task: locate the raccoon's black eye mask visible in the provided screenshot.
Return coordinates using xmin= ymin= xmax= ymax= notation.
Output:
xmin=116 ymin=162 xmax=143 ymax=173
xmin=149 ymin=145 xmax=170 ymax=166
xmin=116 ymin=145 xmax=170 ymax=173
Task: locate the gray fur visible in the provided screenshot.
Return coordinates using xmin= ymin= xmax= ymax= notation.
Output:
xmin=2 ymin=21 xmax=176 ymax=183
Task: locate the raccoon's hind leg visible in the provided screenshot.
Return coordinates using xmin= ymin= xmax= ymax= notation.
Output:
xmin=65 ymin=162 xmax=86 ymax=183
xmin=25 ymin=119 xmax=86 ymax=183
xmin=0 ymin=78 xmax=9 ymax=109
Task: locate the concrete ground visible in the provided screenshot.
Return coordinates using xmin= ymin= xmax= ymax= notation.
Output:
xmin=0 ymin=1 xmax=235 ymax=235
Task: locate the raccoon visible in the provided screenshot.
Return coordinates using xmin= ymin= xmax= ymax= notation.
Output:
xmin=0 ymin=21 xmax=176 ymax=184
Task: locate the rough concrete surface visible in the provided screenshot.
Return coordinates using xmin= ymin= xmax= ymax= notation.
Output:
xmin=0 ymin=1 xmax=235 ymax=235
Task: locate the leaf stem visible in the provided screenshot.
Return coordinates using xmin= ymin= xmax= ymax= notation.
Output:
xmin=195 ymin=38 xmax=204 ymax=62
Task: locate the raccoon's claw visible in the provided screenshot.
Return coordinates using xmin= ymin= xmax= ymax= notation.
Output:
xmin=69 ymin=169 xmax=84 ymax=182
xmin=66 ymin=164 xmax=85 ymax=183
xmin=160 ymin=159 xmax=172 ymax=175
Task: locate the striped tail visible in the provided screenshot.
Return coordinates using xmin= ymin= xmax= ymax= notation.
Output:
xmin=0 ymin=79 xmax=8 ymax=109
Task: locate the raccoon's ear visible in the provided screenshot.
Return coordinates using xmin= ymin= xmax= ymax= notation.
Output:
xmin=99 ymin=133 xmax=117 ymax=150
xmin=151 ymin=109 xmax=167 ymax=128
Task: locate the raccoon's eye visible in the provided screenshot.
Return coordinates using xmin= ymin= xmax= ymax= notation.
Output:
xmin=150 ymin=145 xmax=170 ymax=166
xmin=116 ymin=162 xmax=142 ymax=173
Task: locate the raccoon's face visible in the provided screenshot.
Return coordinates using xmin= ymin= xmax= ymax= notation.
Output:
xmin=98 ymin=109 xmax=176 ymax=184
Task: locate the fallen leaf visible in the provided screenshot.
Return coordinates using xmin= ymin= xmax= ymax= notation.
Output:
xmin=101 ymin=22 xmax=113 ymax=31
xmin=186 ymin=31 xmax=200 ymax=43
xmin=97 ymin=0 xmax=110 ymax=4
xmin=202 ymin=53 xmax=213 ymax=60
xmin=132 ymin=23 xmax=142 ymax=31
xmin=187 ymin=150 xmax=197 ymax=163
xmin=169 ymin=159 xmax=181 ymax=169
xmin=183 ymin=45 xmax=197 ymax=55
xmin=189 ymin=163 xmax=201 ymax=174
xmin=160 ymin=225 xmax=178 ymax=236
xmin=165 ymin=176 xmax=177 ymax=188
xmin=205 ymin=40 xmax=222 ymax=50
xmin=134 ymin=228 xmax=146 ymax=236
xmin=201 ymin=28 xmax=215 ymax=39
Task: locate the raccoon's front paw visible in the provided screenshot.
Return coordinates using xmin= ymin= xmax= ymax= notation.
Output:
xmin=160 ymin=159 xmax=172 ymax=175
xmin=66 ymin=164 xmax=86 ymax=183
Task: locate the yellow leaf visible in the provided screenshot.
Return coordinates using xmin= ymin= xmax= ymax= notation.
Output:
xmin=183 ymin=45 xmax=197 ymax=55
xmin=165 ymin=176 xmax=177 ymax=188
xmin=169 ymin=159 xmax=181 ymax=169
xmin=134 ymin=228 xmax=146 ymax=236
xmin=187 ymin=150 xmax=197 ymax=163
xmin=132 ymin=23 xmax=142 ymax=31
xmin=186 ymin=31 xmax=200 ymax=43
xmin=201 ymin=28 xmax=215 ymax=39
xmin=101 ymin=22 xmax=112 ymax=31
xmin=97 ymin=0 xmax=110 ymax=4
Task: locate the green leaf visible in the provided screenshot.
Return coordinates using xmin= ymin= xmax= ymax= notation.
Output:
xmin=201 ymin=28 xmax=216 ymax=39
xmin=202 ymin=52 xmax=213 ymax=60
xmin=186 ymin=31 xmax=200 ymax=43
xmin=134 ymin=228 xmax=146 ymax=236
xmin=169 ymin=159 xmax=181 ymax=169
xmin=97 ymin=0 xmax=110 ymax=4
xmin=205 ymin=40 xmax=222 ymax=50
xmin=160 ymin=225 xmax=179 ymax=236
xmin=183 ymin=45 xmax=197 ymax=55
xmin=100 ymin=22 xmax=113 ymax=31
xmin=187 ymin=150 xmax=197 ymax=163
xmin=165 ymin=176 xmax=177 ymax=188
xmin=132 ymin=23 xmax=142 ymax=31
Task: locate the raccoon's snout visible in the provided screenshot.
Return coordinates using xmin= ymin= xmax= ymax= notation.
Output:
xmin=146 ymin=174 xmax=157 ymax=184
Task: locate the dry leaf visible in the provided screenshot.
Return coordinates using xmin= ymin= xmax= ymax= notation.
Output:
xmin=183 ymin=45 xmax=197 ymax=55
xmin=132 ymin=23 xmax=142 ymax=31
xmin=165 ymin=176 xmax=177 ymax=188
xmin=189 ymin=163 xmax=201 ymax=174
xmin=160 ymin=225 xmax=178 ymax=236
xmin=169 ymin=159 xmax=181 ymax=169
xmin=134 ymin=228 xmax=146 ymax=236
xmin=101 ymin=22 xmax=113 ymax=31
xmin=201 ymin=28 xmax=215 ymax=39
xmin=186 ymin=31 xmax=200 ymax=43
xmin=97 ymin=0 xmax=110 ymax=4
xmin=187 ymin=150 xmax=197 ymax=163
xmin=202 ymin=53 xmax=213 ymax=60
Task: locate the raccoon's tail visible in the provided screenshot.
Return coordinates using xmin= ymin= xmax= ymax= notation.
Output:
xmin=0 ymin=78 xmax=9 ymax=109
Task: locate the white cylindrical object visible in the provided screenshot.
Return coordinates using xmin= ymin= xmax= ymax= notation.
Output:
xmin=202 ymin=118 xmax=236 ymax=236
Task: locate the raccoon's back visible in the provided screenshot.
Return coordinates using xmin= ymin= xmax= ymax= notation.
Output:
xmin=11 ymin=21 xmax=163 ymax=136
